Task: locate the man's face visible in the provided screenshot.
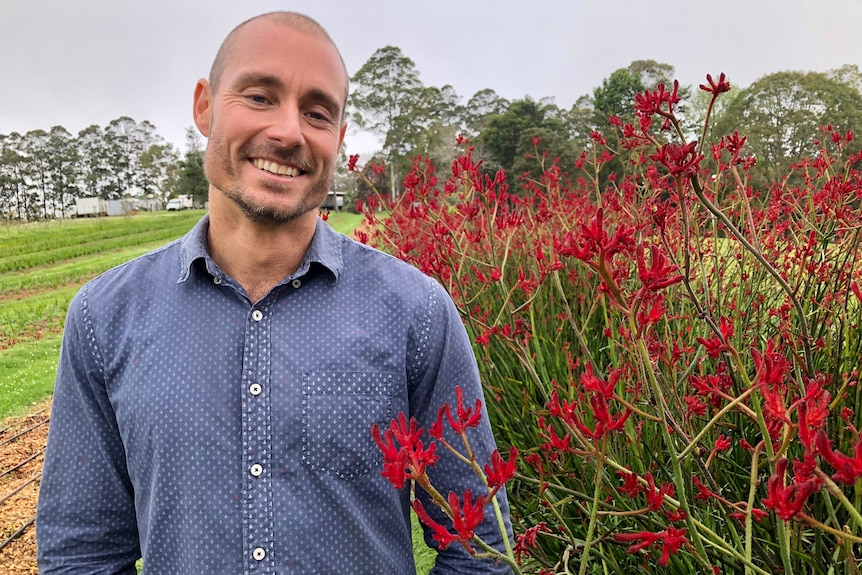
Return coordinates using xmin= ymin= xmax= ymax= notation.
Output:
xmin=193 ymin=19 xmax=347 ymax=226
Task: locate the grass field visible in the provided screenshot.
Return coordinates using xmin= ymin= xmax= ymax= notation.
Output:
xmin=0 ymin=209 xmax=366 ymax=418
xmin=0 ymin=208 xmax=437 ymax=573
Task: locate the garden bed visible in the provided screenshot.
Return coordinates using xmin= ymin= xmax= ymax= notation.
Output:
xmin=0 ymin=397 xmax=50 ymax=574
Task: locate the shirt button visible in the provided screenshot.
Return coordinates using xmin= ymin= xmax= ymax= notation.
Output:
xmin=249 ymin=383 xmax=262 ymax=396
xmin=252 ymin=547 xmax=266 ymax=561
xmin=291 ymin=279 xmax=302 ymax=288
xmin=251 ymin=309 xmax=263 ymax=321
xmin=213 ymin=277 xmax=222 ymax=285
xmin=250 ymin=464 xmax=263 ymax=477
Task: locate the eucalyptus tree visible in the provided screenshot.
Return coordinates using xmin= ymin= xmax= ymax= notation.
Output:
xmin=350 ymin=45 xmax=426 ymax=199
xmin=103 ymin=117 xmax=163 ymax=198
xmin=23 ymin=129 xmax=52 ymax=220
xmin=139 ymin=142 xmax=179 ymax=203
xmin=411 ymin=84 xmax=465 ymax=169
xmin=103 ymin=117 xmax=138 ymax=198
xmin=0 ymin=132 xmax=27 ymax=220
xmin=828 ymin=63 xmax=862 ymax=94
xmin=46 ymin=125 xmax=79 ymax=218
xmin=76 ymin=124 xmax=112 ymax=199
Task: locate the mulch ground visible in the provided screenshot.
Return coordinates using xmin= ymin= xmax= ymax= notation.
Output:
xmin=0 ymin=397 xmax=51 ymax=574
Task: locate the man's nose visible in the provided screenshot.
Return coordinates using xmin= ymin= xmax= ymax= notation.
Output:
xmin=264 ymin=104 xmax=304 ymax=147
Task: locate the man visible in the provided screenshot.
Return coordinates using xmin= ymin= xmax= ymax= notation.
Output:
xmin=36 ymin=11 xmax=513 ymax=574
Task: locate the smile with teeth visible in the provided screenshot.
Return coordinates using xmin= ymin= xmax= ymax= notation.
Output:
xmin=252 ymin=158 xmax=302 ymax=177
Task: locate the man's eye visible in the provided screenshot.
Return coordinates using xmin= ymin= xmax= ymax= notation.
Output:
xmin=248 ymin=95 xmax=269 ymax=104
xmin=307 ymin=111 xmax=330 ymax=122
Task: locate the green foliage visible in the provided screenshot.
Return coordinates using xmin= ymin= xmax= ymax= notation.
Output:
xmin=593 ymin=68 xmax=645 ymax=121
xmin=480 ymin=98 xmax=549 ymax=173
xmin=170 ymin=127 xmax=208 ymax=205
xmin=712 ymin=70 xmax=862 ymax=188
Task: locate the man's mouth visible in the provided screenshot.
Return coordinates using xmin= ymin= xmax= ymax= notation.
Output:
xmin=251 ymin=158 xmax=303 ymax=177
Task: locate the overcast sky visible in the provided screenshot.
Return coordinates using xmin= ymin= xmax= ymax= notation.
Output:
xmin=1 ymin=0 xmax=860 ymax=157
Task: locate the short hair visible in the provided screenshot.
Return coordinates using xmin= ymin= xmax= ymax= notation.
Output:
xmin=208 ymin=11 xmax=349 ymax=118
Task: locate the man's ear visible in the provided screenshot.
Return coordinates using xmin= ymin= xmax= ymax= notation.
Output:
xmin=193 ymin=79 xmax=212 ymax=137
xmin=337 ymin=121 xmax=347 ymax=152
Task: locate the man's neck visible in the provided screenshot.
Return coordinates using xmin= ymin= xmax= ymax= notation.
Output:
xmin=206 ymin=204 xmax=317 ymax=303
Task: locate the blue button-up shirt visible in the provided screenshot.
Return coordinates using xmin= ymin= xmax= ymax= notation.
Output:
xmin=37 ymin=215 xmax=513 ymax=574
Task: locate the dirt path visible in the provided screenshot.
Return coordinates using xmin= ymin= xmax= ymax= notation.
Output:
xmin=0 ymin=398 xmax=51 ymax=574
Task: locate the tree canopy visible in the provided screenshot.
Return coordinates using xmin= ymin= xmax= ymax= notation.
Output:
xmin=712 ymin=70 xmax=862 ymax=187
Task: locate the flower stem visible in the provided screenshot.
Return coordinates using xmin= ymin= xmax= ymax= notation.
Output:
xmin=629 ymin=316 xmax=711 ymax=570
xmin=814 ymin=469 xmax=862 ymax=531
xmin=744 ymin=444 xmax=762 ymax=575
xmin=578 ymin=438 xmax=606 ymax=575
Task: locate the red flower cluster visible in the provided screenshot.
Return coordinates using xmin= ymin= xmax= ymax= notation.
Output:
xmin=814 ymin=431 xmax=862 ymax=486
xmin=412 ymin=491 xmax=486 ymax=552
xmin=356 ymin=69 xmax=862 ymax=572
xmin=637 ymin=243 xmax=684 ymax=291
xmin=699 ymin=73 xmax=731 ymax=96
xmin=649 ymin=141 xmax=703 ymax=177
xmin=615 ymin=527 xmax=689 ymax=566
xmin=431 ymin=385 xmax=483 ymax=438
xmin=371 ymin=413 xmax=438 ymax=490
xmin=546 ymin=365 xmax=632 ymax=441
xmin=761 ymin=458 xmax=821 ymax=521
xmin=371 ymin=387 xmax=520 ymax=564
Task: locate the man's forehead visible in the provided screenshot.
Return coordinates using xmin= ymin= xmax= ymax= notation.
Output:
xmin=225 ymin=20 xmax=347 ymax=87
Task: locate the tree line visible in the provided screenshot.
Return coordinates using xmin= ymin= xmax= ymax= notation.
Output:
xmin=348 ymin=50 xmax=862 ymax=201
xmin=0 ymin=120 xmax=206 ymax=221
xmin=3 ymin=51 xmax=860 ymax=221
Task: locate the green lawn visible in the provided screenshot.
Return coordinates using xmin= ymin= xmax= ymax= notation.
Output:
xmin=0 ymin=336 xmax=61 ymax=418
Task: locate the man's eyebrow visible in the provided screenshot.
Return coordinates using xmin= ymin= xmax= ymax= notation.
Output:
xmin=233 ymin=72 xmax=286 ymax=91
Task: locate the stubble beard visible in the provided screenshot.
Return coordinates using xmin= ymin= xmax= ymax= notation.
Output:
xmin=205 ymin=137 xmax=333 ymax=226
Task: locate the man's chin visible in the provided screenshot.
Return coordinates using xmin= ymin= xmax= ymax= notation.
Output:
xmin=232 ymin=194 xmax=317 ymax=226
xmin=239 ymin=202 xmax=309 ymax=225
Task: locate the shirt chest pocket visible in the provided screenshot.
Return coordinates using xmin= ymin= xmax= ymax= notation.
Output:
xmin=301 ymin=371 xmax=394 ymax=480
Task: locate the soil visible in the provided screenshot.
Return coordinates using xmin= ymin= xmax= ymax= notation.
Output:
xmin=0 ymin=397 xmax=51 ymax=574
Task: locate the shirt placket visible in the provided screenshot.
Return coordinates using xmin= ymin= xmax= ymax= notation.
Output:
xmin=242 ymin=301 xmax=275 ymax=573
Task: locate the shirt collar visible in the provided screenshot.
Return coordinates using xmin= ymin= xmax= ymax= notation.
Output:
xmin=178 ymin=214 xmax=344 ymax=284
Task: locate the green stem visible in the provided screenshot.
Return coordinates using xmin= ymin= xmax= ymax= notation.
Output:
xmin=470 ymin=534 xmax=523 ymax=574
xmin=629 ymin=316 xmax=711 ymax=570
xmin=490 ymin=491 xmax=516 ymax=567
xmin=578 ymin=439 xmax=606 ymax=575
xmin=815 ymin=469 xmax=862 ymax=531
xmin=744 ymin=445 xmax=762 ymax=575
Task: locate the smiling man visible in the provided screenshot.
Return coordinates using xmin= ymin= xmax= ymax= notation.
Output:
xmin=36 ymin=11 xmax=513 ymax=575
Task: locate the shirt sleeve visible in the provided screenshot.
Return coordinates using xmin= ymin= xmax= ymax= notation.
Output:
xmin=36 ymin=284 xmax=140 ymax=574
xmin=408 ymin=279 xmax=515 ymax=575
